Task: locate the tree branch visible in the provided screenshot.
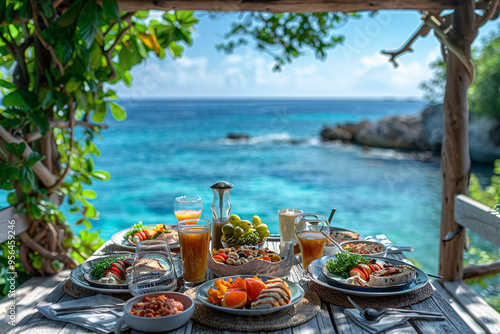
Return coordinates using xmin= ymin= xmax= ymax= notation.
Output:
xmin=104 ymin=12 xmax=135 ymax=81
xmin=30 ymin=0 xmax=64 ymax=76
xmin=424 ymin=13 xmax=476 ymax=84
xmin=47 ymin=101 xmax=75 ymax=194
xmin=381 ymin=21 xmax=432 ymax=68
xmin=19 ymin=231 xmax=78 ymax=269
xmin=24 ymin=120 xmax=108 ymax=143
xmin=475 ymin=0 xmax=500 ymax=28
xmin=0 ymin=125 xmax=57 ymax=187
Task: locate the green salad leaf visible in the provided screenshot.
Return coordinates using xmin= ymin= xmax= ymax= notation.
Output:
xmin=90 ymin=256 xmax=122 ymax=278
xmin=325 ymin=252 xmax=369 ymax=278
xmin=123 ymin=221 xmax=148 ymax=239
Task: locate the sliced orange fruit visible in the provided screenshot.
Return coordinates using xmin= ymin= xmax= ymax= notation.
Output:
xmin=221 ymin=291 xmax=247 ymax=309
xmin=229 ymin=276 xmax=245 ymax=290
xmin=244 ymin=278 xmax=267 ymax=302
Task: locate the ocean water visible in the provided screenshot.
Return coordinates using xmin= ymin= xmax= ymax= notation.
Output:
xmin=63 ymin=98 xmax=495 ymax=276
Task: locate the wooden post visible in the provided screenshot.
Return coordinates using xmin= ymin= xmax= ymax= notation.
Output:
xmin=439 ymin=0 xmax=477 ymax=280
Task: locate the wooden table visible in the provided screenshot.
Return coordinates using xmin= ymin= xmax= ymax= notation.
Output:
xmin=7 ymin=237 xmax=475 ymax=334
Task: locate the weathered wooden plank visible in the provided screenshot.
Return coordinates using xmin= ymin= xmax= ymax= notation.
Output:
xmin=0 ymin=270 xmax=69 ymax=334
xmin=454 ymin=194 xmax=500 ymax=247
xmin=117 ymin=0 xmax=459 ymax=13
xmin=0 ymin=205 xmax=29 ymax=243
xmin=430 ymin=281 xmax=486 ymax=334
xmin=442 ymin=280 xmax=500 ymax=334
xmin=410 ymin=289 xmax=474 ymax=334
xmin=8 ymin=286 xmax=74 ymax=334
xmin=317 ymin=302 xmax=336 ymax=334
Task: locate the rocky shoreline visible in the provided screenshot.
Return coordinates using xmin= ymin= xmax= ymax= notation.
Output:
xmin=320 ymin=104 xmax=500 ymax=164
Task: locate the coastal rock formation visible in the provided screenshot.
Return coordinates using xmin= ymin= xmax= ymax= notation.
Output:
xmin=321 ymin=104 xmax=500 ymax=163
xmin=227 ymin=133 xmax=250 ymax=140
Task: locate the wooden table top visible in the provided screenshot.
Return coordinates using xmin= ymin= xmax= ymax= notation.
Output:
xmin=8 ymin=237 xmax=474 ymax=334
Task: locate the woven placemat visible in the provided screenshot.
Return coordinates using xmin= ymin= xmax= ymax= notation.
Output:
xmin=309 ymin=280 xmax=434 ymax=308
xmin=184 ymin=287 xmax=321 ymax=332
xmin=64 ymin=279 xmax=133 ymax=300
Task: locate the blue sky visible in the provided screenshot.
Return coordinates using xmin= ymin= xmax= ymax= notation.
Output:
xmin=116 ymin=11 xmax=499 ymax=99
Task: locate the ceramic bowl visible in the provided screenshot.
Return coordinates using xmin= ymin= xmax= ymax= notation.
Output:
xmin=323 ymin=227 xmax=364 ymax=256
xmin=114 ymin=292 xmax=194 ymax=333
xmin=338 ymin=240 xmax=387 ymax=257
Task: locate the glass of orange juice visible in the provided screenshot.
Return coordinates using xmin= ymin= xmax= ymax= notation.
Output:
xmin=177 ymin=219 xmax=211 ymax=288
xmin=295 ymin=213 xmax=329 ymax=271
xmin=174 ymin=196 xmax=202 ymax=224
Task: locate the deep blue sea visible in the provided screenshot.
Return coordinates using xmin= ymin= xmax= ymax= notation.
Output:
xmin=64 ymin=99 xmax=496 ymax=275
xmin=2 ymin=99 xmax=497 ymax=300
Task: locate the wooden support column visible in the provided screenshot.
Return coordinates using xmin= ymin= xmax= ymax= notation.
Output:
xmin=439 ymin=0 xmax=477 ymax=280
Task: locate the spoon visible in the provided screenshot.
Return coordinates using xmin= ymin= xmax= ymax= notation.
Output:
xmin=321 ymin=230 xmax=346 ymax=253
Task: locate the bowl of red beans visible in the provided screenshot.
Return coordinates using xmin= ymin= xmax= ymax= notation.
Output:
xmin=114 ymin=292 xmax=194 ymax=333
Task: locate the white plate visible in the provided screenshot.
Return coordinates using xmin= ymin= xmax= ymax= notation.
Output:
xmin=306 ymin=255 xmax=428 ymax=297
xmin=111 ymin=224 xmax=179 ymax=251
xmin=195 ymin=275 xmax=304 ymax=315
xmin=70 ymin=256 xmax=183 ymax=293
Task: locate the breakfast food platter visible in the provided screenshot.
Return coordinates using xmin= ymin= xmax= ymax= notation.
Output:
xmin=195 ymin=275 xmax=304 ymax=315
xmin=110 ymin=222 xmax=179 ymax=251
xmin=70 ymin=254 xmax=183 ymax=293
xmin=306 ymin=255 xmax=428 ymax=297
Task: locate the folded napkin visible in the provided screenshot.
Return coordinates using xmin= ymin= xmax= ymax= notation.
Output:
xmin=344 ymin=309 xmax=409 ymax=334
xmin=37 ymin=294 xmax=127 ymax=334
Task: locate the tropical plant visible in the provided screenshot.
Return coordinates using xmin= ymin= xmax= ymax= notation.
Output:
xmin=420 ymin=25 xmax=500 ymax=119
xmin=0 ymin=0 xmax=198 ymax=292
xmin=468 ymin=28 xmax=500 ymax=119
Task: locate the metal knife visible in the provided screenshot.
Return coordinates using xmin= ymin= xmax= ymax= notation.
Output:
xmin=53 ymin=303 xmax=124 ymax=313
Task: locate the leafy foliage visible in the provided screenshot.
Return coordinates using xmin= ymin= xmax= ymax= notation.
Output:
xmin=216 ymin=12 xmax=358 ymax=71
xmin=419 ymin=59 xmax=446 ymax=104
xmin=469 ymin=159 xmax=500 ymax=211
xmin=0 ymin=1 xmax=197 ymax=291
xmin=420 ymin=25 xmax=500 ymax=119
xmin=469 ymin=28 xmax=500 ymax=119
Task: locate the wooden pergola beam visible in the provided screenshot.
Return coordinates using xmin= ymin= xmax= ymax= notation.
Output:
xmin=117 ymin=0 xmax=462 ymax=13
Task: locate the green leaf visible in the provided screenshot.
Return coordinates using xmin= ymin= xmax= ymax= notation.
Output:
xmin=56 ymin=0 xmax=82 ymax=27
xmin=77 ymin=1 xmax=100 ymax=48
xmin=4 ymin=4 xmax=14 ymax=24
xmin=84 ymin=203 xmax=98 ymax=219
xmin=25 ymin=152 xmax=44 ymax=168
xmin=4 ymin=142 xmax=26 ymax=157
xmin=29 ymin=111 xmax=50 ymax=136
xmin=18 ymin=0 xmax=32 ymax=20
xmin=102 ymin=0 xmax=120 ymax=22
xmin=19 ymin=166 xmax=35 ymax=192
xmin=0 ymin=1 xmax=6 ymax=23
xmin=92 ymin=102 xmax=107 ymax=122
xmin=83 ymin=189 xmax=97 ymax=199
xmin=40 ymin=0 xmax=54 ymax=18
xmin=83 ymin=220 xmax=93 ymax=229
xmin=91 ymin=170 xmax=110 ymax=181
xmin=42 ymin=91 xmax=55 ymax=109
xmin=0 ymin=79 xmax=16 ymax=89
xmin=7 ymin=192 xmax=17 ymax=205
xmin=3 ymin=89 xmax=39 ymax=110
xmin=109 ymin=101 xmax=126 ymax=121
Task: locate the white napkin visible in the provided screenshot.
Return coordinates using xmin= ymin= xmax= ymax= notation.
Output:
xmin=37 ymin=294 xmax=127 ymax=334
xmin=344 ymin=309 xmax=409 ymax=334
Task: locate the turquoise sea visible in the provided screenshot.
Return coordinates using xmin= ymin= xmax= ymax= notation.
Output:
xmin=70 ymin=99 xmax=496 ymax=274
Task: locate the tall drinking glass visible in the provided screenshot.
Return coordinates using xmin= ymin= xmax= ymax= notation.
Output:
xmin=295 ymin=213 xmax=329 ymax=270
xmin=278 ymin=209 xmax=303 ymax=254
xmin=177 ymin=219 xmax=211 ymax=288
xmin=174 ymin=196 xmax=202 ymax=223
xmin=127 ymin=240 xmax=178 ymax=296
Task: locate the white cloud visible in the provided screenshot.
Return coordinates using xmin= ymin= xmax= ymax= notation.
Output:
xmin=226 ymin=54 xmax=243 ymax=64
